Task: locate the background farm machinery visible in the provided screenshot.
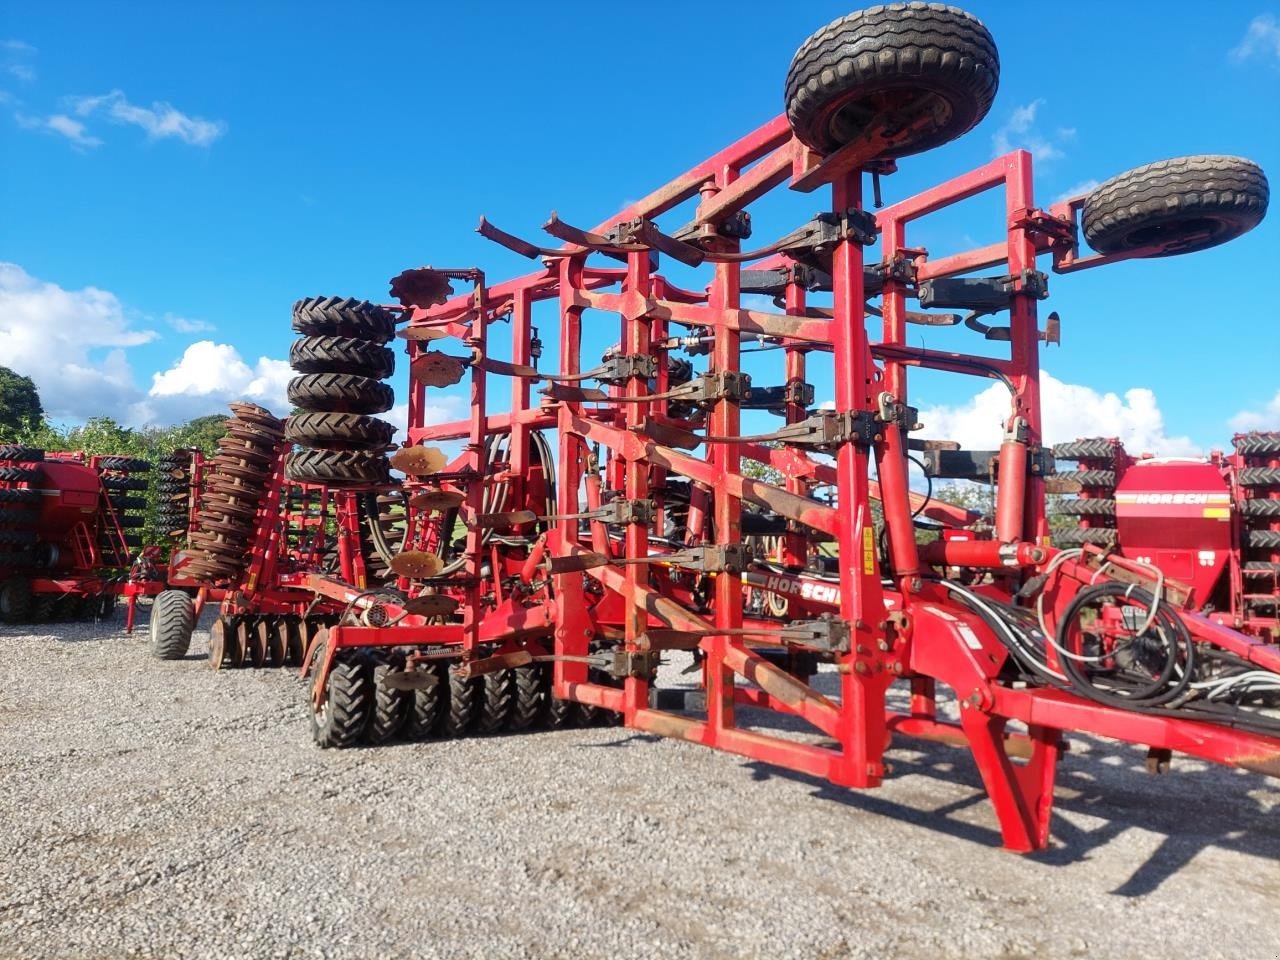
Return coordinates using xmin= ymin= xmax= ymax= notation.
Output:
xmin=0 ymin=443 xmax=166 ymax=623
xmin=1052 ymin=432 xmax=1280 ymax=643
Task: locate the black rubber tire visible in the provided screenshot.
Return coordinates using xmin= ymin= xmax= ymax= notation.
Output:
xmin=0 ymin=508 xmax=38 ymax=528
xmin=157 ymin=479 xmax=190 ymax=494
xmin=1055 ymin=498 xmax=1116 ymax=517
xmin=1083 ymin=156 xmax=1268 ymax=257
xmin=292 ymin=297 xmax=395 ymax=344
xmin=98 ymin=456 xmax=152 ymax=472
xmin=118 ymin=514 xmax=145 ymax=529
xmin=285 ymin=412 xmax=395 ymax=452
xmin=441 ymin=662 xmax=477 ymax=737
xmin=1246 ymin=529 xmax=1280 ymax=550
xmin=508 ymin=664 xmax=543 ymax=731
xmin=285 ymin=449 xmax=391 ymax=487
xmin=30 ymin=593 xmax=56 ymax=623
xmin=109 ymin=495 xmax=148 ymax=511
xmin=0 ymin=488 xmax=39 ymax=504
xmin=404 ymin=661 xmax=446 ymax=738
xmin=1055 ymin=527 xmax=1118 ymax=548
xmin=287 ymin=373 xmax=394 ymax=415
xmin=290 ymin=336 xmax=395 ymax=379
xmin=0 ymin=528 xmax=37 ymax=546
xmin=0 ymin=466 xmax=41 ymax=483
xmin=102 ymin=475 xmax=149 ymax=491
xmin=1055 ymin=469 xmax=1116 ymax=489
xmin=1240 ymin=499 xmax=1280 ymax=518
xmin=0 ymin=445 xmax=43 ymax=463
xmin=475 ymin=669 xmax=514 ymax=735
xmin=1234 ymin=433 xmax=1280 ymax=457
xmin=1052 ymin=438 xmax=1119 ymax=461
xmin=150 ymin=590 xmax=195 ymax=660
xmin=0 ymin=577 xmax=31 ymax=623
xmin=1239 ymin=468 xmax=1280 ymax=488
xmin=784 ymin=2 xmax=998 ymax=158
xmin=311 ymin=652 xmax=373 ymax=749
xmin=542 ymin=665 xmax=576 ymax=729
xmin=367 ymin=652 xmax=410 ymax=744
xmin=1243 ymin=562 xmax=1280 ymax=577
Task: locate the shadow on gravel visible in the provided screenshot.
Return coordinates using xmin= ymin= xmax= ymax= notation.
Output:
xmin=743 ymin=736 xmax=1280 ymax=895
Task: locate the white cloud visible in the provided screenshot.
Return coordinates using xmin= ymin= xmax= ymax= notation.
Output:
xmin=0 ymin=262 xmax=156 ymax=422
xmin=1230 ymin=391 xmax=1280 ymax=432
xmin=1231 ymin=13 xmax=1280 ymax=62
xmin=991 ymin=99 xmax=1068 ymax=163
xmin=14 ymin=112 xmax=102 ymax=149
xmin=145 ymin=341 xmax=291 ymax=422
xmin=2 ymin=38 xmax=35 ymax=84
xmin=165 ymin=313 xmax=214 ymax=333
xmin=68 ymin=89 xmax=225 ymax=146
xmin=1055 ymin=179 xmax=1099 ymax=204
xmin=917 ymin=370 xmax=1198 ymax=457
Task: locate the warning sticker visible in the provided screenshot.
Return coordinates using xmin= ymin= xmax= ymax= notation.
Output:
xmin=862 ymin=526 xmax=875 ymax=574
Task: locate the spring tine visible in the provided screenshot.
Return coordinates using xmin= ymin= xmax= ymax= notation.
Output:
xmin=476 ymin=216 xmax=566 ymax=259
xmin=543 ymin=212 xmax=629 ymax=262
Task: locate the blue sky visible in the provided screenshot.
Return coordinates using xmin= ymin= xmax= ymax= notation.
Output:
xmin=1 ymin=1 xmax=1278 ymax=454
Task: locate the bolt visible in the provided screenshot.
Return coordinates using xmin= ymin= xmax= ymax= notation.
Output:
xmin=855 ymin=644 xmax=867 ymax=655
xmin=853 ymin=661 xmax=868 ymax=674
xmin=908 ymin=577 xmax=923 ymax=593
xmin=876 ymin=639 xmax=889 ymax=652
xmin=892 ymin=662 xmax=903 ymax=675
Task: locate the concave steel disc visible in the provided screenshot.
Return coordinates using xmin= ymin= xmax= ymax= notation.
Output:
xmin=390 ymin=267 xmax=454 ymax=308
xmin=389 ymin=446 xmax=448 ymax=476
xmin=403 ymin=594 xmax=459 ymax=618
xmin=408 ymin=488 xmax=465 ymax=512
xmin=410 ymin=352 xmax=467 ymax=388
xmin=389 ymin=551 xmax=445 ymax=579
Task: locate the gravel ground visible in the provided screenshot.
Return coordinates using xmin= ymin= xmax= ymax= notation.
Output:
xmin=1 ymin=607 xmax=1278 ymax=960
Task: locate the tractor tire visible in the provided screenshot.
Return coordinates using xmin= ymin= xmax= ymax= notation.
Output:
xmin=157 ymin=479 xmax=190 ymax=494
xmin=507 ymin=664 xmax=543 ymax=731
xmin=366 ymin=653 xmax=410 ymax=744
xmin=97 ymin=456 xmax=153 ymax=472
xmin=404 ymin=661 xmax=446 ymax=739
xmin=0 ymin=488 xmax=40 ymax=504
xmin=1052 ymin=438 xmax=1119 ymax=461
xmin=1240 ymin=498 xmax=1280 ymax=518
xmin=1082 ymin=156 xmax=1268 ymax=257
xmin=1054 ymin=469 xmax=1116 ymax=489
xmin=289 ymin=336 xmax=395 ymax=379
xmin=784 ymin=2 xmax=998 ymax=158
xmin=475 ymin=668 xmax=514 ymax=735
xmin=150 ymin=590 xmax=195 ymax=660
xmin=0 ymin=508 xmax=38 ymax=528
xmin=1246 ymin=529 xmax=1280 ymax=550
xmin=291 ymin=297 xmax=395 ymax=344
xmin=118 ymin=514 xmax=145 ymax=529
xmin=29 ymin=593 xmax=56 ymax=623
xmin=0 ymin=577 xmax=31 ymax=623
xmin=0 ymin=467 xmax=41 ymax=483
xmin=1233 ymin=433 xmax=1280 ymax=457
xmin=0 ymin=529 xmax=37 ymax=546
xmin=1239 ymin=468 xmax=1280 ymax=488
xmin=0 ymin=445 xmax=43 ymax=463
xmin=1056 ymin=498 xmax=1116 ymax=517
xmin=542 ymin=665 xmax=576 ymax=729
xmin=285 ymin=412 xmax=396 ymax=452
xmin=1055 ymin=527 xmax=1117 ymax=548
xmin=108 ymin=495 xmax=148 ymax=511
xmin=311 ymin=652 xmax=373 ymax=749
xmin=285 ymin=449 xmax=391 ymax=487
xmin=102 ymin=475 xmax=149 ymax=491
xmin=1244 ymin=562 xmax=1280 ymax=577
xmin=287 ymin=373 xmax=394 ymax=415
xmin=441 ymin=662 xmax=478 ymax=736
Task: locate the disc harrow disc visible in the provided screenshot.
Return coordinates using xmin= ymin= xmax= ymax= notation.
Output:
xmin=389 ymin=551 xmax=445 ymax=579
xmin=228 ymin=402 xmax=284 ymax=432
xmin=404 ymin=594 xmax=460 ymax=618
xmin=409 ymin=488 xmax=466 ymax=512
xmin=411 ymin=352 xmax=468 ymax=388
xmin=390 ymin=446 xmax=448 ymax=476
xmin=389 ymin=267 xmax=454 ymax=308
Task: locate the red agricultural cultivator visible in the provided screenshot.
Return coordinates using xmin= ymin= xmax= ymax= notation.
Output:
xmin=176 ymin=3 xmax=1274 ymax=851
xmin=0 ymin=444 xmax=159 ymax=623
xmin=1053 ymin=432 xmax=1280 ymax=646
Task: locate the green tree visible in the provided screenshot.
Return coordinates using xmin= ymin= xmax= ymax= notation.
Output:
xmin=0 ymin=366 xmax=44 ymax=437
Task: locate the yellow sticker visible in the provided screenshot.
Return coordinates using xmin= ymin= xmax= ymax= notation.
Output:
xmin=246 ymin=572 xmax=257 ymax=592
xmin=862 ymin=526 xmax=875 ymax=574
xmin=1203 ymin=507 xmax=1230 ymax=519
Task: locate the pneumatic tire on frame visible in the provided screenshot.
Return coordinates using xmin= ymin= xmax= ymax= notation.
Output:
xmin=784 ymin=2 xmax=999 ymax=158
xmin=311 ymin=652 xmax=374 ymax=749
xmin=291 ymin=297 xmax=396 ymax=344
xmin=1082 ymin=156 xmax=1268 ymax=256
xmin=285 ymin=449 xmax=391 ymax=486
xmin=150 ymin=590 xmax=196 ymax=660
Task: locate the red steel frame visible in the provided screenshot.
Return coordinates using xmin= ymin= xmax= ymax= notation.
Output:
xmin=306 ymin=115 xmax=1280 ymax=851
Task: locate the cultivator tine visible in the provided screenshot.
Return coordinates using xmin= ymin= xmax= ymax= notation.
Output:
xmin=620 ymin=218 xmax=706 ymax=267
xmin=547 ymin=552 xmax=611 ymax=574
xmin=397 ymin=325 xmax=450 ymax=342
xmin=466 ymin=510 xmax=537 ymax=529
xmin=476 ymin=215 xmax=567 ymax=259
xmin=542 ymin=212 xmax=629 ymax=262
xmin=541 ymin=384 xmax=609 ymax=403
xmin=637 ymin=419 xmax=703 ymax=450
xmin=476 ymin=357 xmax=543 ymax=380
xmin=456 ymin=649 xmax=535 ymax=679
